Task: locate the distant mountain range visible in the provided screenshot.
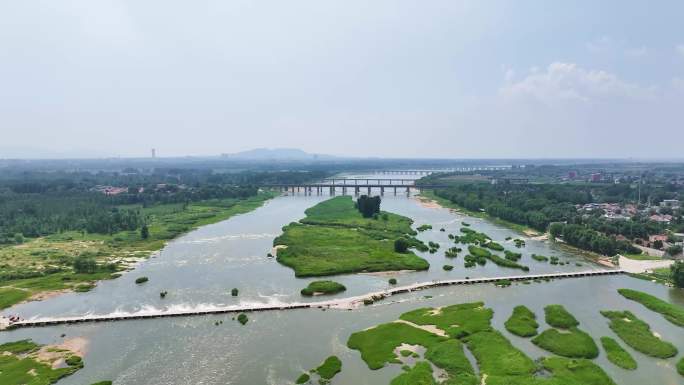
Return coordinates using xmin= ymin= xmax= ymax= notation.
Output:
xmin=220 ymin=148 xmax=337 ymax=160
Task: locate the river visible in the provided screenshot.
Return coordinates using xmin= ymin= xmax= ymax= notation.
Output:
xmin=1 ymin=173 xmax=683 ymax=385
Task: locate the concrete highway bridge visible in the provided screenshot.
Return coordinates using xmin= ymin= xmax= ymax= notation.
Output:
xmin=3 ymin=269 xmax=623 ymax=330
xmin=263 ymin=178 xmax=450 ymax=195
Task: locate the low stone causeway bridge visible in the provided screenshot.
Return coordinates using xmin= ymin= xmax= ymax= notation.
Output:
xmin=2 ymin=269 xmax=624 ymax=330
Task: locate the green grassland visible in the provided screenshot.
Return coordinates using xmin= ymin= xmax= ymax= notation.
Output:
xmin=347 ymin=301 xmax=616 ymax=385
xmin=390 ymin=361 xmax=436 ymax=385
xmin=532 ymin=328 xmax=599 ymax=359
xmin=424 ymin=340 xmax=478 ymax=385
xmin=678 ymin=357 xmax=684 ymax=376
xmin=346 ymin=322 xmax=447 ymax=370
xmin=601 ymin=310 xmax=678 ymax=358
xmin=300 ymin=280 xmax=346 ymax=296
xmin=600 ymin=337 xmax=637 ymax=370
xmin=544 ymin=305 xmax=580 ymax=329
xmin=313 ymin=355 xmax=342 ymax=380
xmin=504 ymin=305 xmax=539 ymax=337
xmin=0 ymin=193 xmax=275 ymax=309
xmin=618 ymin=288 xmax=684 ymax=327
xmin=275 ymin=196 xmax=429 ymax=277
xmin=399 ymin=302 xmax=493 ymax=338
xmin=0 ymin=339 xmax=83 ymax=385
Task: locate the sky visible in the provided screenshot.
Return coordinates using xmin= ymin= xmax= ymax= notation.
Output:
xmin=1 ymin=1 xmax=683 ymax=159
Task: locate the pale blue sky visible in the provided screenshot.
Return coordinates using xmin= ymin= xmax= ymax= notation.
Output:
xmin=1 ymin=1 xmax=683 ymax=159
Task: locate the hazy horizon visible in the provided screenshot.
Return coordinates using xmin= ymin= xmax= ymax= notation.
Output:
xmin=1 ymin=1 xmax=683 ymax=159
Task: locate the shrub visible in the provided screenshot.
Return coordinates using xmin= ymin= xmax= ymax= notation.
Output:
xmin=443 ymin=264 xmax=453 ymax=271
xmin=300 ymin=280 xmax=346 ymax=296
xmin=65 ymin=355 xmax=83 ymax=367
xmin=295 ymin=373 xmax=310 ymax=384
xmin=231 ymin=288 xmax=239 ymax=296
xmin=389 ymin=278 xmax=397 ymax=285
xmin=135 ymin=276 xmax=149 ymax=284
xmin=394 ymin=238 xmax=409 ymax=253
xmin=159 ymin=291 xmax=168 ymax=298
xmin=237 ymin=313 xmax=248 ymax=325
xmin=73 ymin=256 xmax=97 ymax=274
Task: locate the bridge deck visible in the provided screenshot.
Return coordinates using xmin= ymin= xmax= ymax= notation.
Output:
xmin=3 ymin=269 xmax=623 ymax=330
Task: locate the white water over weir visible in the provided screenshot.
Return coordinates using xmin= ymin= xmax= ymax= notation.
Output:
xmin=3 ymin=269 xmax=624 ymax=330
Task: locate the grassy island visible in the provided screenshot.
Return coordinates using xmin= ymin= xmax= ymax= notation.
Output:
xmin=504 ymin=306 xmax=539 ymax=337
xmin=274 ymin=196 xmax=429 ymax=277
xmin=600 ymin=337 xmax=637 ymax=370
xmin=544 ymin=305 xmax=579 ymax=329
xmin=617 ymin=288 xmax=684 ymax=327
xmin=678 ymin=357 xmax=684 ymax=376
xmin=347 ymin=300 xmax=616 ymax=385
xmin=300 ymin=280 xmax=346 ymax=296
xmin=532 ymin=328 xmax=599 ymax=359
xmin=399 ymin=302 xmax=493 ymax=338
xmin=601 ymin=310 xmax=677 ymax=358
xmin=313 ymin=355 xmax=342 ymax=380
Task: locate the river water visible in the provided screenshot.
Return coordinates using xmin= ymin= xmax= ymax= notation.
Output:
xmin=1 ymin=173 xmax=683 ymax=385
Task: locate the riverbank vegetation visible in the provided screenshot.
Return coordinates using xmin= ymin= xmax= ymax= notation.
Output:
xmin=504 ymin=306 xmax=539 ymax=337
xmin=300 ymin=280 xmax=346 ymax=296
xmin=0 ymin=192 xmax=275 ymax=309
xmin=618 ymin=288 xmax=684 ymax=327
xmin=601 ymin=310 xmax=678 ymax=358
xmin=274 ymin=196 xmax=429 ymax=276
xmin=424 ymin=340 xmax=477 ymax=385
xmin=0 ymin=339 xmax=84 ymax=384
xmin=390 ymin=361 xmax=435 ymax=385
xmin=600 ymin=337 xmax=637 ymax=370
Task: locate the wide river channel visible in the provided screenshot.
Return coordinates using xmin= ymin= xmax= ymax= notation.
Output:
xmin=1 ymin=173 xmax=683 ymax=385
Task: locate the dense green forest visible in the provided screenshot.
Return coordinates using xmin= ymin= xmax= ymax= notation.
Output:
xmin=0 ymin=169 xmax=326 ymax=243
xmin=429 ymin=182 xmax=679 ymax=256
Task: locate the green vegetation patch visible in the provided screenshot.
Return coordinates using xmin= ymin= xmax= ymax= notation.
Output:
xmin=300 ymin=280 xmax=346 ymax=296
xmin=295 ymin=373 xmax=310 ymax=384
xmin=532 ymin=328 xmax=599 ymax=359
xmin=0 ymin=288 xmax=31 ymax=310
xmin=0 ymin=339 xmax=40 ymax=354
xmin=390 ymin=361 xmax=436 ymax=385
xmin=618 ymin=288 xmax=684 ymax=327
xmin=0 ymin=339 xmax=83 ymax=385
xmin=504 ymin=306 xmax=539 ymax=337
xmin=468 ymin=246 xmax=529 ymax=271
xmin=424 ymin=340 xmax=478 ymax=385
xmin=399 ymin=302 xmax=493 ymax=338
xmin=544 ymin=305 xmax=579 ymax=329
xmin=463 ymin=330 xmax=537 ymax=380
xmin=541 ymin=357 xmax=617 ymax=385
xmin=678 ymin=357 xmax=684 ymax=376
xmin=275 ymin=197 xmax=429 ymax=276
xmin=313 ymin=355 xmax=342 ymax=380
xmin=346 ymin=322 xmax=446 ymax=370
xmin=600 ymin=337 xmax=637 ymax=370
xmin=601 ymin=310 xmax=678 ymax=358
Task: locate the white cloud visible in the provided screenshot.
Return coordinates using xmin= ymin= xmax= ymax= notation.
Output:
xmin=499 ymin=62 xmax=654 ymax=104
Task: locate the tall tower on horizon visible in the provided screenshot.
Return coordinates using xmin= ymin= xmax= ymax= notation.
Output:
xmin=151 ymin=148 xmax=156 ymax=158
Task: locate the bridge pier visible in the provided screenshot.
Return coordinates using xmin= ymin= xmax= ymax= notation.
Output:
xmin=380 ymin=187 xmax=384 ymax=196
xmin=394 ymin=187 xmax=397 ymax=195
xmin=367 ymin=186 xmax=371 ymax=195
xmin=354 ymin=186 xmax=359 ymax=195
